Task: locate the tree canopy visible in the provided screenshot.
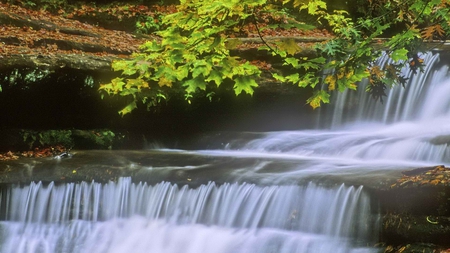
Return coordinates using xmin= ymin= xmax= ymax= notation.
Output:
xmin=97 ymin=0 xmax=450 ymax=115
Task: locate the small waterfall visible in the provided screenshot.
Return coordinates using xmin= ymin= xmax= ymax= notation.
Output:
xmin=319 ymin=52 xmax=449 ymax=127
xmin=0 ymin=178 xmax=378 ymax=253
xmin=202 ymin=52 xmax=450 ymax=174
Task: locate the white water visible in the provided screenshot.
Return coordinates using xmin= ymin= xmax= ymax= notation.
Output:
xmin=0 ymin=178 xmax=377 ymax=253
xmin=2 ymin=52 xmax=449 ymax=252
xmin=172 ymin=52 xmax=450 ymax=184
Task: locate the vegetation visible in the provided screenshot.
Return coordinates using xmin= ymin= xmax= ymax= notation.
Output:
xmin=97 ymin=0 xmax=450 ymax=114
xmin=20 ymin=129 xmax=120 ymax=150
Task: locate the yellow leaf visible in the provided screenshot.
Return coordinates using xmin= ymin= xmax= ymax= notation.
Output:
xmin=325 ymin=75 xmax=336 ymax=91
xmin=370 ymin=66 xmax=384 ymax=78
xmin=348 ymin=83 xmax=357 ymax=90
xmin=276 ymin=39 xmax=302 ymax=56
xmin=158 ymin=77 xmax=173 ymax=87
xmin=225 ymin=38 xmax=243 ymax=50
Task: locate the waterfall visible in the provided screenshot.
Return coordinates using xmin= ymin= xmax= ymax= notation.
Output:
xmin=198 ymin=52 xmax=450 ymax=174
xmin=319 ymin=52 xmax=449 ymax=127
xmin=0 ymin=178 xmax=378 ymax=253
xmin=3 ymin=53 xmax=448 ymax=253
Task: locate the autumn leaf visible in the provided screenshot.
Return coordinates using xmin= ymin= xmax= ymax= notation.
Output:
xmin=325 ymin=75 xmax=336 ymax=91
xmin=306 ymin=90 xmax=330 ymax=109
xmin=369 ymin=66 xmax=384 ymax=80
xmin=225 ymin=38 xmax=243 ymax=50
xmin=158 ymin=76 xmax=173 ymax=87
xmin=421 ymin=24 xmax=445 ymax=41
xmin=119 ymin=101 xmax=137 ymax=116
xmin=430 ymin=179 xmax=441 ymax=185
xmin=276 ymin=39 xmax=302 ymax=56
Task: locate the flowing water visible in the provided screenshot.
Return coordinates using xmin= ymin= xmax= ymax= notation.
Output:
xmin=1 ymin=52 xmax=449 ymax=252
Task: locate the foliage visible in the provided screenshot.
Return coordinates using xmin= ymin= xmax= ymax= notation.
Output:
xmin=21 ymin=129 xmax=73 ymax=149
xmin=101 ymin=0 xmax=450 ymax=113
xmin=100 ymin=0 xmax=264 ymax=115
xmin=4 ymin=0 xmax=68 ymax=12
xmin=19 ymin=129 xmax=121 ymax=150
xmin=72 ymin=129 xmax=119 ymax=150
xmin=135 ymin=11 xmax=166 ymax=34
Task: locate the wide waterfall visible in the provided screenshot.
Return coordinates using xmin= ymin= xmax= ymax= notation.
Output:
xmin=0 ymin=178 xmax=377 ymax=253
xmin=1 ymin=51 xmax=449 ymax=252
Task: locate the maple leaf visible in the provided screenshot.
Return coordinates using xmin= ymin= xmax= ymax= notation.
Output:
xmin=183 ymin=76 xmax=207 ymax=94
xmin=391 ymin=48 xmax=408 ymax=61
xmin=325 ymin=75 xmax=336 ymax=91
xmin=420 ymin=24 xmax=445 ymax=41
xmin=297 ymin=0 xmax=327 ymax=14
xmin=369 ymin=66 xmax=384 ymax=80
xmin=205 ymin=70 xmax=223 ymax=86
xmin=119 ymin=101 xmax=137 ymax=116
xmin=233 ymin=76 xmax=258 ymax=95
xmin=283 ymin=57 xmax=300 ymax=68
xmin=225 ymin=38 xmax=242 ymax=50
xmin=276 ymin=39 xmax=302 ymax=56
xmin=306 ymin=90 xmax=330 ymax=109
xmin=158 ymin=76 xmax=173 ymax=87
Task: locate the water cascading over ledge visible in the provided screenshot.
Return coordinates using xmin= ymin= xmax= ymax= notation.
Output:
xmin=0 ymin=178 xmax=379 ymax=253
xmin=318 ymin=51 xmax=450 ymax=127
xmin=1 ymin=51 xmax=449 ymax=252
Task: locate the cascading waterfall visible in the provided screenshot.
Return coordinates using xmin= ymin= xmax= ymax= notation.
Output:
xmin=0 ymin=178 xmax=377 ymax=253
xmin=202 ymin=51 xmax=450 ymax=174
xmin=2 ymin=52 xmax=448 ymax=253
xmin=320 ymin=52 xmax=449 ymax=126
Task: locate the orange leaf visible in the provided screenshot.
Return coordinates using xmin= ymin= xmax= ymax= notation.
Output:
xmin=421 ymin=24 xmax=445 ymax=41
xmin=430 ymin=179 xmax=441 ymax=185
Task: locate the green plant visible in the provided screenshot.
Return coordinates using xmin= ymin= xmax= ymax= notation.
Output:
xmin=7 ymin=0 xmax=68 ymax=12
xmin=21 ymin=130 xmax=73 ymax=149
xmin=136 ymin=14 xmax=163 ymax=34
xmin=101 ymin=0 xmax=450 ymax=113
xmin=19 ymin=129 xmax=123 ymax=150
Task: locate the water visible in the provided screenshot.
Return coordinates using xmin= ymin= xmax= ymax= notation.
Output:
xmin=0 ymin=179 xmax=377 ymax=253
xmin=1 ymin=51 xmax=449 ymax=252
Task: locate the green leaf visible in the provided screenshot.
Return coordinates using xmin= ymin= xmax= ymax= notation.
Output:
xmin=119 ymin=101 xmax=137 ymax=116
xmin=272 ymin=73 xmax=286 ymax=82
xmin=284 ymin=57 xmax=300 ymax=68
xmin=306 ymin=90 xmax=330 ymax=109
xmin=321 ymin=40 xmax=342 ymax=56
xmin=309 ymin=57 xmax=326 ymax=64
xmin=299 ymin=74 xmax=319 ymax=88
xmin=192 ymin=60 xmax=212 ymax=78
xmin=206 ymin=70 xmax=223 ymax=86
xmin=175 ymin=65 xmax=189 ymax=81
xmin=183 ymin=77 xmax=207 ymax=94
xmin=234 ymin=76 xmax=258 ymax=95
xmin=285 ymin=73 xmax=300 ymax=84
xmin=391 ymin=48 xmax=409 ymax=62
xmin=298 ymin=0 xmax=327 ymax=14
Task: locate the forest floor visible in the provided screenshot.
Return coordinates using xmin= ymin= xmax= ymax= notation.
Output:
xmin=0 ymin=2 xmax=332 ymax=70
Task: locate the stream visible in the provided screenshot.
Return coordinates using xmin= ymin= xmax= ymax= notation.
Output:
xmin=0 ymin=52 xmax=449 ymax=252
